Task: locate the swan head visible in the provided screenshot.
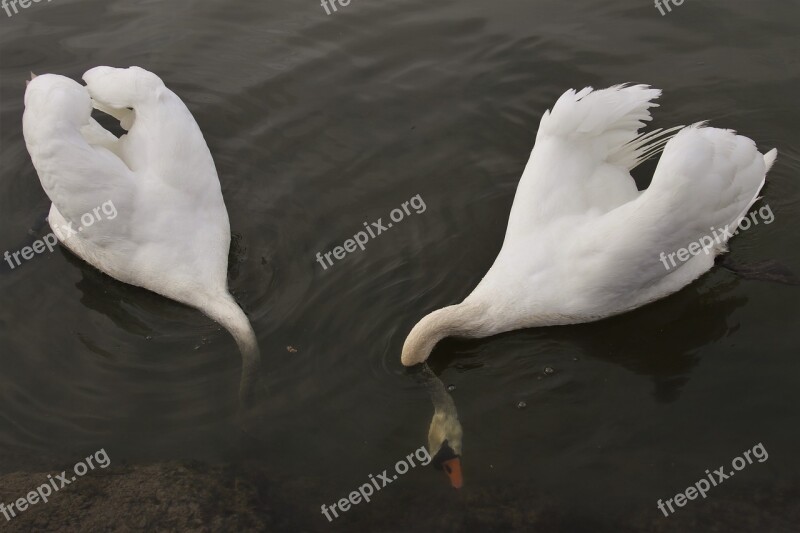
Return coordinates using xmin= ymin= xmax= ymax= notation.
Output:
xmin=428 ymin=406 xmax=464 ymax=488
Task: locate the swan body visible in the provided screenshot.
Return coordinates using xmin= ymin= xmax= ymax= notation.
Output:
xmin=402 ymin=84 xmax=777 ymax=366
xmin=23 ymin=67 xmax=260 ymax=401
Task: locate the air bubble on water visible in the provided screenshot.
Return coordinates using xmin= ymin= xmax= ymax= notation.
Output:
xmin=447 ymin=385 xmax=456 ymax=392
xmin=145 ymin=335 xmax=152 ymax=341
xmin=517 ymin=401 xmax=527 ymax=409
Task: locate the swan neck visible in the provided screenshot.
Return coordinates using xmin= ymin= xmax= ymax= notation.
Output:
xmin=421 ymin=365 xmax=457 ymax=415
xmin=198 ymin=294 xmax=261 ymax=404
xmin=420 ymin=365 xmax=463 ymax=456
xmin=402 ymin=302 xmax=486 ymax=365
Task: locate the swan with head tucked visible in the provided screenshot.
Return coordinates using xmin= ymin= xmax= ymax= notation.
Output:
xmin=23 ymin=66 xmax=261 ymax=403
xmin=402 ymin=84 xmax=777 ymax=366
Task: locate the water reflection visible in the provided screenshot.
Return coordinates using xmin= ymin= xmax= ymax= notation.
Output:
xmin=423 ymin=275 xmax=748 ymax=410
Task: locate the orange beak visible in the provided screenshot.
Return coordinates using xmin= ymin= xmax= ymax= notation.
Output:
xmin=442 ymin=457 xmax=463 ymax=488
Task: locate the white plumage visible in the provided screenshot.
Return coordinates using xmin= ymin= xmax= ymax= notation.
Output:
xmin=402 ymin=84 xmax=777 ymax=366
xmin=23 ymin=66 xmax=260 ymax=401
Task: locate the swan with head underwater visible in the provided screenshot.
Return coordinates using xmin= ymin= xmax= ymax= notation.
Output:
xmin=23 ymin=66 xmax=261 ymax=404
xmin=417 ymin=364 xmax=464 ymax=488
xmin=402 ymin=84 xmax=778 ymax=367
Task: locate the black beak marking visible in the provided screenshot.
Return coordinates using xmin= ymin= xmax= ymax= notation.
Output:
xmin=432 ymin=440 xmax=459 ymax=470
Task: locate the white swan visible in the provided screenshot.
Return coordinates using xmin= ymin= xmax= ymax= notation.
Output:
xmin=402 ymin=84 xmax=777 ymax=366
xmin=23 ymin=66 xmax=261 ymax=402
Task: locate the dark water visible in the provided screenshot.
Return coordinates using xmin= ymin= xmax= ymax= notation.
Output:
xmin=1 ymin=0 xmax=799 ymax=531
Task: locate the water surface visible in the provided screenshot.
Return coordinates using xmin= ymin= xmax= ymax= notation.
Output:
xmin=1 ymin=0 xmax=799 ymax=531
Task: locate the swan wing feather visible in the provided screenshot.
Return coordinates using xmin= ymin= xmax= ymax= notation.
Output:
xmin=584 ymin=125 xmax=777 ymax=304
xmin=506 ymin=84 xmax=677 ymax=240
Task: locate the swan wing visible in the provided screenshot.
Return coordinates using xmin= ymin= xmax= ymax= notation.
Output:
xmin=583 ymin=125 xmax=777 ymax=305
xmin=82 ymin=66 xmax=221 ymax=195
xmin=505 ymin=84 xmax=679 ymax=241
xmin=80 ymin=118 xmax=123 ymax=156
xmin=23 ymin=74 xmax=135 ymax=230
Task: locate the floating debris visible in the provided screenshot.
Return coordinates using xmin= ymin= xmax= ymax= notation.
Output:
xmin=544 ymin=366 xmax=555 ymax=375
xmin=447 ymin=384 xmax=456 ymax=392
xmin=517 ymin=401 xmax=527 ymax=409
xmin=286 ymin=346 xmax=298 ymax=353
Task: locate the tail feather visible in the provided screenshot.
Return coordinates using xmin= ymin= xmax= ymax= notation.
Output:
xmin=764 ymin=148 xmax=778 ymax=171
